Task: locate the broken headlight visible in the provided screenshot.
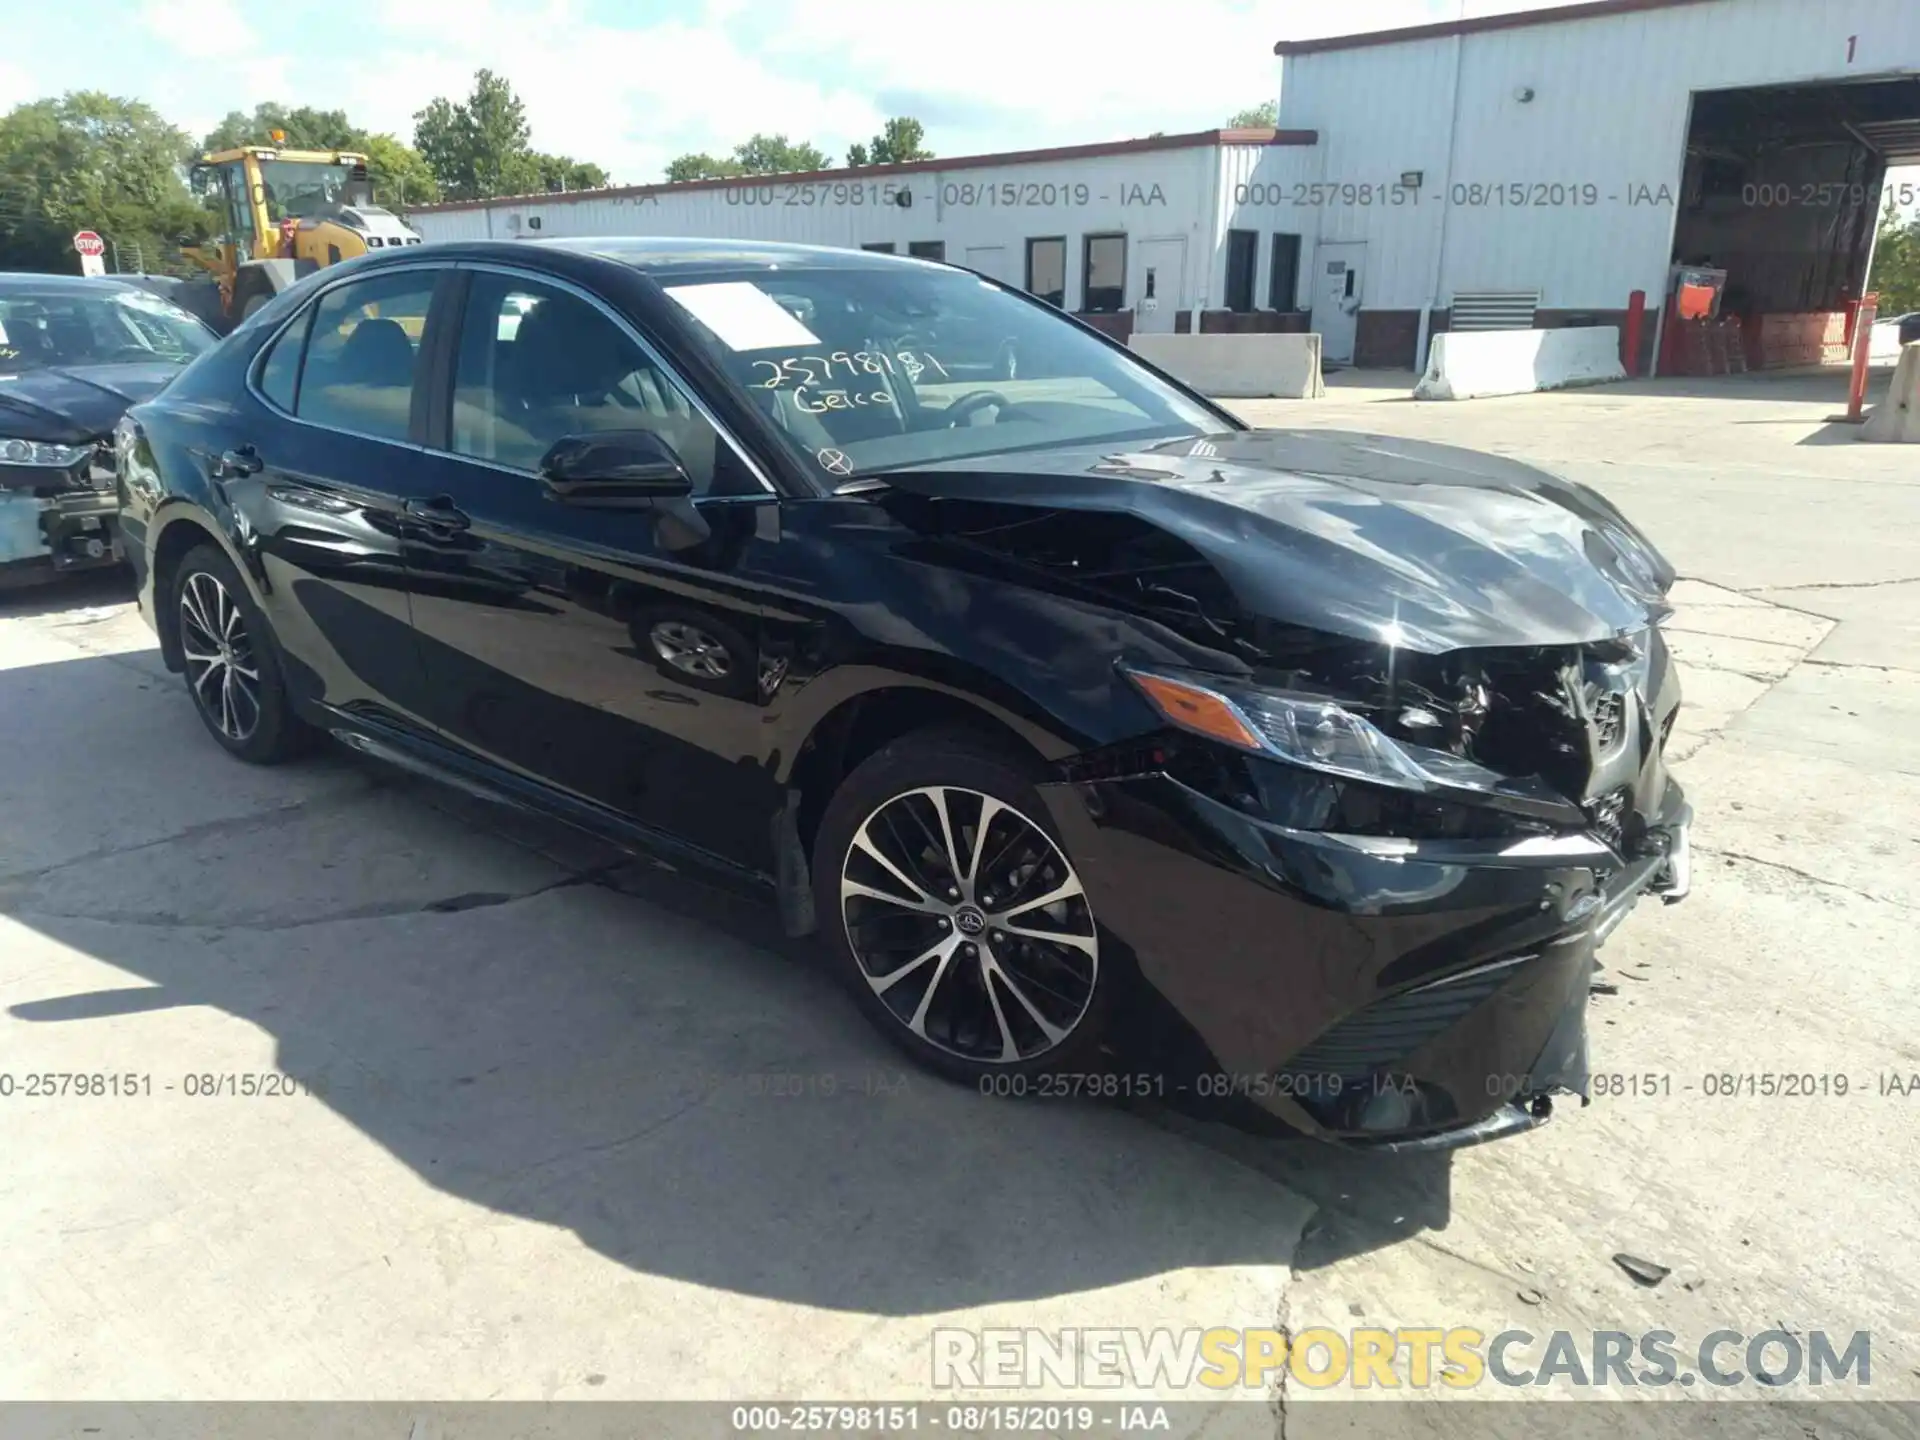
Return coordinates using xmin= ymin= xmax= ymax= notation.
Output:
xmin=0 ymin=438 xmax=92 ymax=468
xmin=1123 ymin=663 xmax=1558 ymax=812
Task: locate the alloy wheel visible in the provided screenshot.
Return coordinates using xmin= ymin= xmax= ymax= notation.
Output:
xmin=179 ymin=570 xmax=262 ymax=742
xmin=838 ymin=785 xmax=1098 ymax=1063
xmin=650 ymin=619 xmax=732 ymax=679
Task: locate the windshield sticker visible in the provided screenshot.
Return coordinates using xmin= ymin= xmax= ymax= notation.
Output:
xmin=750 ymin=350 xmax=949 ymax=388
xmin=115 ymin=289 xmax=184 ymax=315
xmin=816 ymin=448 xmax=854 ymax=476
xmin=665 ymin=282 xmax=821 ymax=350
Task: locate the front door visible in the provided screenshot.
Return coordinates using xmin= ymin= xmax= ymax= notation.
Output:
xmin=1131 ymin=237 xmax=1186 ymax=334
xmin=400 ymin=267 xmax=786 ymax=874
xmin=1312 ymin=242 xmax=1366 ymax=365
xmin=236 ymin=265 xmax=443 ymax=728
xmin=963 ymin=245 xmax=1008 ymax=283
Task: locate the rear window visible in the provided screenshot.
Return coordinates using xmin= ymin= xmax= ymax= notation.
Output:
xmin=289 ymin=272 xmax=436 ymax=442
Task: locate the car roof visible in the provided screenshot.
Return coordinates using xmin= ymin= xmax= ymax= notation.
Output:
xmin=535 ymin=236 xmax=942 ymax=274
xmin=338 ymin=237 xmax=953 ymax=285
xmin=0 ymin=271 xmax=149 ymax=293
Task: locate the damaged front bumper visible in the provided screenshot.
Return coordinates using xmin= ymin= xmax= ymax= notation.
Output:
xmin=0 ymin=484 xmax=123 ymax=585
xmin=1039 ymin=769 xmax=1691 ymax=1150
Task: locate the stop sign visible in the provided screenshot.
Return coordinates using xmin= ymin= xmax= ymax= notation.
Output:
xmin=72 ymin=231 xmax=105 ymax=257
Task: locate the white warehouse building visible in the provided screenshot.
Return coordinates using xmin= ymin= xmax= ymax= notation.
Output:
xmin=406 ymin=0 xmax=1920 ymax=372
xmin=405 ymin=126 xmax=1322 ymax=349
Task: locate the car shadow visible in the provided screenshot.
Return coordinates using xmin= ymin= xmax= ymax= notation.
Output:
xmin=0 ymin=566 xmax=137 ymax=618
xmin=1 ymin=647 xmax=1459 ymax=1316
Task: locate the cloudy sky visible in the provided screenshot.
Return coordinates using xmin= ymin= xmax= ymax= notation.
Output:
xmin=0 ymin=0 xmax=1586 ymax=183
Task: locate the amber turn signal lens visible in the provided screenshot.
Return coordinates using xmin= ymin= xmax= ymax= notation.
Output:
xmin=1129 ymin=672 xmax=1265 ymax=753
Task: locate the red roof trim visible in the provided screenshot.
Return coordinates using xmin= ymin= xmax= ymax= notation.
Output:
xmin=1275 ymin=0 xmax=1726 ymax=57
xmin=405 ymin=127 xmax=1318 ymax=215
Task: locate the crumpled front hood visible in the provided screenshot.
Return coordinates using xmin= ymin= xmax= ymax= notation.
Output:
xmin=0 ymin=363 xmax=182 ymax=444
xmin=876 ymin=429 xmax=1676 ymax=654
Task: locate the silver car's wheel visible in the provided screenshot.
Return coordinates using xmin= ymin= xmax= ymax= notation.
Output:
xmin=179 ymin=569 xmax=261 ymax=743
xmin=650 ymin=619 xmax=732 ymax=679
xmin=838 ymin=784 xmax=1098 ymax=1064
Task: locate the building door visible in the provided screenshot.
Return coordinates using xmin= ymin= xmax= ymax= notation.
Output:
xmin=1311 ymin=242 xmax=1365 ymax=364
xmin=1131 ymin=236 xmax=1186 ymax=334
xmin=963 ymin=245 xmax=1008 ymax=283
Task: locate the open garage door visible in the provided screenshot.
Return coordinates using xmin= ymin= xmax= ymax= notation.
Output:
xmin=1665 ymin=75 xmax=1920 ymax=374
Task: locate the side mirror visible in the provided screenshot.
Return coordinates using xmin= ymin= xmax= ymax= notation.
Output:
xmin=538 ymin=430 xmax=693 ymax=507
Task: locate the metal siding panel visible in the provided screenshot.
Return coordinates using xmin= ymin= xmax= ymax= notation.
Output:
xmin=415 ymin=151 xmax=1216 ymax=311
xmin=1275 ymin=39 xmax=1462 ymax=309
xmin=1276 ymin=0 xmax=1920 ymax=313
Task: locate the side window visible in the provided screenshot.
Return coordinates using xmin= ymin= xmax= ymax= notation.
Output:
xmin=450 ymin=272 xmax=749 ymax=496
xmin=294 ymin=271 xmax=437 ymax=442
xmin=255 ymin=306 xmax=312 ymax=412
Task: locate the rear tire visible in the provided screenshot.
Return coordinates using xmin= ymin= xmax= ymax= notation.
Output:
xmin=812 ymin=728 xmax=1110 ymax=1085
xmin=170 ymin=542 xmax=312 ymax=764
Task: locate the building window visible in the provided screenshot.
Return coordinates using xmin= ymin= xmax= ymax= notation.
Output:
xmin=1025 ymin=236 xmax=1066 ymax=307
xmin=1225 ymin=229 xmax=1258 ymax=313
xmin=1082 ymin=233 xmax=1126 ymax=313
xmin=1268 ymin=233 xmax=1302 ymax=310
xmin=861 ymin=242 xmax=896 ymax=253
xmin=908 ymin=240 xmax=945 ymax=260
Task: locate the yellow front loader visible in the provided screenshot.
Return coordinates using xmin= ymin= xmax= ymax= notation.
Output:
xmin=187 ymin=136 xmax=425 ymax=328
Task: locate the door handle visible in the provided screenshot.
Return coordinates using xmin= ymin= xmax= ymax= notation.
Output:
xmin=213 ymin=445 xmax=262 ymax=478
xmin=403 ymin=495 xmax=471 ymax=531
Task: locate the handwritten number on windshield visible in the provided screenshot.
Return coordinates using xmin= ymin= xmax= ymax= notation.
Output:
xmin=751 ymin=350 xmax=949 ymax=389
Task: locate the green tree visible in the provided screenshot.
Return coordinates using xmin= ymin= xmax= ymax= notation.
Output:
xmin=361 ymin=133 xmax=441 ymax=206
xmin=511 ymin=152 xmax=609 ymax=193
xmin=199 ymin=103 xmax=362 ymax=155
xmin=665 ymin=132 xmax=827 ymax=183
xmin=731 ymin=133 xmax=830 ymax=175
xmin=413 ymin=70 xmax=538 ymax=200
xmin=0 ymin=92 xmax=211 ymax=273
xmin=1227 ymin=100 xmax=1277 ymax=128
xmin=845 ymin=117 xmax=932 ymax=167
xmin=664 ymin=152 xmax=743 ymax=182
xmin=197 ymin=103 xmax=439 ymax=207
xmin=1868 ymin=195 xmax=1920 ymax=315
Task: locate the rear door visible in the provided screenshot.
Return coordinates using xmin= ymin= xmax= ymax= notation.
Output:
xmin=236 ymin=265 xmax=448 ymax=727
xmin=399 ymin=264 xmax=791 ymax=874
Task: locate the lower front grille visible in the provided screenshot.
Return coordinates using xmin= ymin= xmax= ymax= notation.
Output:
xmin=1588 ymin=689 xmax=1624 ymax=749
xmin=1585 ymin=786 xmax=1631 ymax=852
xmin=1279 ymin=956 xmax=1524 ymax=1085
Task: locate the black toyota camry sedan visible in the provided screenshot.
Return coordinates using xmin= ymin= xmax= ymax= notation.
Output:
xmin=116 ymin=238 xmax=1691 ymax=1150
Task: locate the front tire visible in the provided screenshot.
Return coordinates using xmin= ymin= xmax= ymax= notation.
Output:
xmin=171 ymin=543 xmax=311 ymax=764
xmin=812 ymin=729 xmax=1109 ymax=1084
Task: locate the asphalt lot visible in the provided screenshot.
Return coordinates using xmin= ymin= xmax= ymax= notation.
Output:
xmin=3 ymin=366 xmax=1917 ymax=1430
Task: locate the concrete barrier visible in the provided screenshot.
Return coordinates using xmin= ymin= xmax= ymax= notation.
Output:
xmin=1128 ymin=333 xmax=1324 ymax=398
xmin=1861 ymin=341 xmax=1920 ymax=443
xmin=1868 ymin=320 xmax=1907 ymax=366
xmin=1414 ymin=325 xmax=1626 ymax=401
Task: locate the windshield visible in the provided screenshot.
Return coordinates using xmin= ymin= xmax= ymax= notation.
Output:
xmin=259 ymin=159 xmax=355 ymax=221
xmin=655 ymin=261 xmax=1227 ymax=482
xmin=0 ymin=285 xmax=214 ymax=371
